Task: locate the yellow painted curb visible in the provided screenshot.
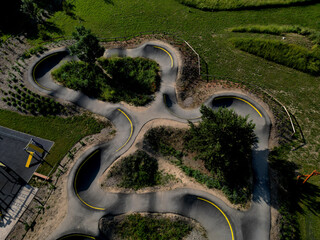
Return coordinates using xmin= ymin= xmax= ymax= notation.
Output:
xmin=154 ymin=46 xmax=173 ymax=68
xmin=116 ymin=109 xmax=133 ymax=152
xmin=59 ymin=234 xmax=95 ymax=239
xmin=214 ymin=96 xmax=262 ymax=118
xmin=74 ymin=149 xmax=105 ymax=211
xmin=32 ymin=53 xmax=59 ymax=91
xmin=197 ymin=197 xmax=235 ymax=240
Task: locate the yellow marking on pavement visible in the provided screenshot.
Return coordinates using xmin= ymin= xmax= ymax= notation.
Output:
xmin=59 ymin=234 xmax=96 ymax=239
xmin=32 ymin=53 xmax=58 ymax=91
xmin=215 ymin=96 xmax=262 ymax=118
xmin=154 ymin=46 xmax=173 ymax=68
xmin=25 ymin=151 xmax=34 ymax=168
xmin=116 ymin=109 xmax=133 ymax=152
xmin=28 ymin=143 xmax=44 ymax=153
xmin=0 ymin=162 xmax=5 ymax=167
xmin=74 ymin=149 xmax=105 ymax=211
xmin=198 ymin=197 xmax=235 ymax=240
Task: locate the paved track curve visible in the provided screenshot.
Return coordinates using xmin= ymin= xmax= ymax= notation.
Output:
xmin=28 ymin=41 xmax=271 ymax=240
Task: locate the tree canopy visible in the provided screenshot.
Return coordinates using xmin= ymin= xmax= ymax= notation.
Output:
xmin=185 ymin=106 xmax=257 ymax=188
xmin=69 ymin=26 xmax=105 ymax=63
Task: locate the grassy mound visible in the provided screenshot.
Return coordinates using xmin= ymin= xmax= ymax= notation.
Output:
xmin=51 ymin=57 xmax=160 ymax=106
xmin=100 ymin=213 xmax=195 ymax=240
xmin=177 ymin=0 xmax=315 ymax=11
xmin=230 ymin=38 xmax=320 ymax=75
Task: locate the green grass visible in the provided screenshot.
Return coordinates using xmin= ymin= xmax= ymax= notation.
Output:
xmin=112 ymin=213 xmax=192 ymax=240
xmin=177 ymin=0 xmax=315 ymax=11
xmin=0 ymin=109 xmax=108 ymax=175
xmin=230 ymin=38 xmax=320 ymax=75
xmin=230 ymin=24 xmax=320 ymax=44
xmin=22 ymin=0 xmax=320 ymax=238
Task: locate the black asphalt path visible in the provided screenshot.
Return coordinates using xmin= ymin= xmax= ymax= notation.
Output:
xmin=28 ymin=42 xmax=271 ymax=240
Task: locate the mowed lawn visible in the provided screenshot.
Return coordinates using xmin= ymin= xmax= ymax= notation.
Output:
xmin=42 ymin=0 xmax=320 ymax=239
xmin=0 ymin=110 xmax=107 ymax=175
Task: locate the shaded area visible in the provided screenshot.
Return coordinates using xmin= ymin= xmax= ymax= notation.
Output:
xmin=0 ymin=165 xmax=24 ymax=213
xmin=35 ymin=51 xmax=69 ymax=80
xmin=74 ymin=150 xmax=101 ymax=193
xmin=56 ymin=233 xmax=98 ymax=240
xmin=269 ymin=143 xmax=320 ymax=239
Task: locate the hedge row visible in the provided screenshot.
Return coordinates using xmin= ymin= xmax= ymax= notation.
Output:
xmin=230 ymin=38 xmax=320 ymax=75
xmin=230 ymin=25 xmax=320 ymax=45
xmin=177 ymin=0 xmax=314 ymax=11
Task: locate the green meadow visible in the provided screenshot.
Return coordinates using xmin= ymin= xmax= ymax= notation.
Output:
xmin=9 ymin=0 xmax=320 ymax=238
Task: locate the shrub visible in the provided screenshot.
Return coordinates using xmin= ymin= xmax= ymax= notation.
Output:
xmin=230 ymin=38 xmax=320 ymax=75
xmin=230 ymin=24 xmax=320 ymax=45
xmin=177 ymin=0 xmax=314 ymax=11
xmin=113 ymin=213 xmax=192 ymax=240
xmin=110 ymin=150 xmax=159 ymax=190
xmin=52 ymin=57 xmax=159 ymax=106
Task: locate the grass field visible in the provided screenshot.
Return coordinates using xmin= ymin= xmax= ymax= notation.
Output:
xmin=0 ymin=109 xmax=107 ymax=175
xmin=21 ymin=0 xmax=320 ymax=239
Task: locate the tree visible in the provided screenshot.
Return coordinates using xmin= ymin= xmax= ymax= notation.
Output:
xmin=20 ymin=0 xmax=44 ymax=23
xmin=69 ymin=26 xmax=104 ymax=64
xmin=184 ymin=106 xmax=257 ymax=188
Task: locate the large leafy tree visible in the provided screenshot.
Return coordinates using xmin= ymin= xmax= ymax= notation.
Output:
xmin=185 ymin=106 xmax=257 ymax=188
xmin=69 ymin=26 xmax=104 ymax=64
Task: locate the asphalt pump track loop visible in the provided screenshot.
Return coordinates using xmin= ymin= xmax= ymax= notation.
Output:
xmin=28 ymin=41 xmax=271 ymax=240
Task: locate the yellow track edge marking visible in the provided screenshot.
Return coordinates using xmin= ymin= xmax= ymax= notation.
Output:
xmin=58 ymin=233 xmax=96 ymax=239
xmin=197 ymin=197 xmax=235 ymax=240
xmin=74 ymin=149 xmax=105 ymax=211
xmin=32 ymin=53 xmax=59 ymax=91
xmin=154 ymin=46 xmax=173 ymax=68
xmin=116 ymin=109 xmax=133 ymax=152
xmin=215 ymin=96 xmax=262 ymax=118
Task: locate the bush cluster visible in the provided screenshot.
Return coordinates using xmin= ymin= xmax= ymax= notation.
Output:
xmin=230 ymin=38 xmax=320 ymax=75
xmin=2 ymin=84 xmax=65 ymax=115
xmin=230 ymin=25 xmax=320 ymax=45
xmin=51 ymin=61 xmax=105 ymax=96
xmin=114 ymin=213 xmax=192 ymax=240
xmin=109 ymin=150 xmax=159 ymax=190
xmin=144 ymin=110 xmax=251 ymax=204
xmin=177 ymin=0 xmax=312 ymax=11
xmin=51 ymin=57 xmax=160 ymax=106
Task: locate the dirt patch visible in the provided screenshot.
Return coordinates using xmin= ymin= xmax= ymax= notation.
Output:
xmin=100 ymin=119 xmax=250 ymax=211
xmin=6 ymin=122 xmax=115 ymax=240
xmin=99 ymin=212 xmax=208 ymax=240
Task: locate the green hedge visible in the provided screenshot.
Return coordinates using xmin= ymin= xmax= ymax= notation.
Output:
xmin=177 ymin=0 xmax=314 ymax=11
xmin=230 ymin=25 xmax=320 ymax=45
xmin=230 ymin=38 xmax=320 ymax=75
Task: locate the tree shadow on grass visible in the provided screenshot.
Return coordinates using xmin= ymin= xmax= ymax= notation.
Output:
xmin=269 ymin=144 xmax=320 ymax=216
